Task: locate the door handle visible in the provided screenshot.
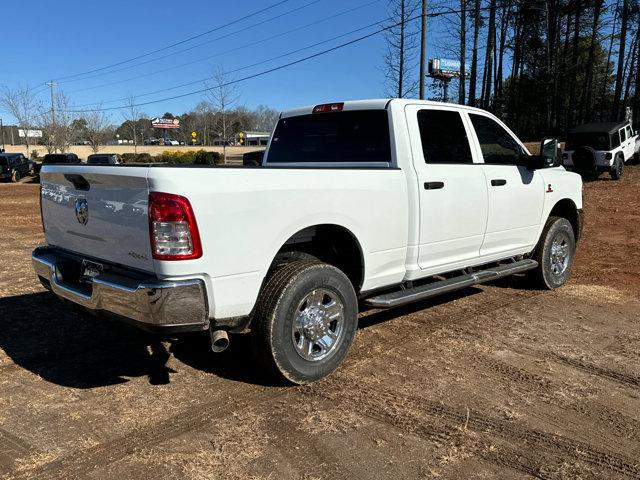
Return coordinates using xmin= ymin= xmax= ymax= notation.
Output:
xmin=491 ymin=179 xmax=507 ymax=187
xmin=424 ymin=181 xmax=445 ymax=190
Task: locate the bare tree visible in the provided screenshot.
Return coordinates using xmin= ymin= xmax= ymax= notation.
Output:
xmin=253 ymin=105 xmax=279 ymax=132
xmin=39 ymin=90 xmax=79 ymax=153
xmin=468 ymin=0 xmax=482 ymax=106
xmin=383 ymin=0 xmax=420 ymax=98
xmin=458 ymin=0 xmax=467 ymax=105
xmin=613 ymin=0 xmax=630 ymax=120
xmin=205 ymin=67 xmax=239 ymax=163
xmin=83 ymin=107 xmax=111 ymax=153
xmin=122 ymin=95 xmax=143 ymax=154
xmin=0 ymin=85 xmax=40 ymax=152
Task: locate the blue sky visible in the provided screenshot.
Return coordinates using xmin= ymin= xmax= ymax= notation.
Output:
xmin=0 ymin=0 xmax=461 ymax=123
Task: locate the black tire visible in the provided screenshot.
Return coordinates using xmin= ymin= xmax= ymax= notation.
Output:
xmin=11 ymin=170 xmax=21 ymax=183
xmin=610 ymin=155 xmax=624 ymax=180
xmin=530 ymin=216 xmax=576 ymax=290
xmin=252 ymin=260 xmax=358 ymax=384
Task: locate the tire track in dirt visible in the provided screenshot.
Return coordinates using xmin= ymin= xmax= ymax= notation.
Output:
xmin=308 ymin=384 xmax=640 ymax=479
xmin=467 ymin=349 xmax=640 ymax=449
xmin=11 ymin=387 xmax=292 ymax=480
xmin=0 ymin=428 xmax=35 ymax=476
xmin=549 ymin=353 xmax=640 ymax=389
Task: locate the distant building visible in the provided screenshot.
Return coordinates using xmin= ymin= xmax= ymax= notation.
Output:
xmin=212 ymin=131 xmax=270 ymax=146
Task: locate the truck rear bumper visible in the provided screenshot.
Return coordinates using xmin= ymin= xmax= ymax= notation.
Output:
xmin=32 ymin=246 xmax=209 ymax=333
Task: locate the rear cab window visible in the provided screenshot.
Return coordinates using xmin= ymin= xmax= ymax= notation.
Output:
xmin=265 ymin=110 xmax=391 ymax=166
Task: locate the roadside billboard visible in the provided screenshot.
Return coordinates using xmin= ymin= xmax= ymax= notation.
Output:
xmin=151 ymin=118 xmax=180 ymax=129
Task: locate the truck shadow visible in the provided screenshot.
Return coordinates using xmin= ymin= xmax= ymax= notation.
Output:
xmin=0 ymin=291 xmax=287 ymax=388
xmin=0 ymin=287 xmax=506 ymax=389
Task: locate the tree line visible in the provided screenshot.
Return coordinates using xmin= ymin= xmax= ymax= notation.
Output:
xmin=0 ymin=70 xmax=279 ymax=158
xmin=385 ymin=0 xmax=640 ymax=139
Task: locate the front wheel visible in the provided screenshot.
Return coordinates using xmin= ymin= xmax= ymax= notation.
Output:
xmin=530 ymin=217 xmax=576 ymax=290
xmin=251 ymin=260 xmax=358 ymax=384
xmin=610 ymin=155 xmax=624 ymax=180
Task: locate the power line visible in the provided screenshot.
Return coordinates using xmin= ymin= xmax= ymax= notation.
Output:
xmin=53 ymin=0 xmax=292 ymax=82
xmin=63 ymin=0 xmax=549 ymax=114
xmin=73 ymin=14 xmax=390 ymax=108
xmin=67 ymin=0 xmax=380 ymax=95
xmin=56 ymin=0 xmax=322 ymax=85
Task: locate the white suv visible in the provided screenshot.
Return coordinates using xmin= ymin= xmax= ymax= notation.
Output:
xmin=563 ymin=121 xmax=639 ymax=180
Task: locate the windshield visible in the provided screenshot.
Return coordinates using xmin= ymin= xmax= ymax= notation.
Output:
xmin=266 ymin=110 xmax=391 ymax=164
xmin=566 ymin=132 xmax=610 ymax=151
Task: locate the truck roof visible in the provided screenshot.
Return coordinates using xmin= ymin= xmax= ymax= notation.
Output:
xmin=280 ymin=98 xmax=493 ymax=118
xmin=570 ymin=121 xmax=629 ymax=135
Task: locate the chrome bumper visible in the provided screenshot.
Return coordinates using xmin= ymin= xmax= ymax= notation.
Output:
xmin=32 ymin=247 xmax=209 ymax=332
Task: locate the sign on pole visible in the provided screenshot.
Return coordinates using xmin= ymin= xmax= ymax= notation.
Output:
xmin=151 ymin=118 xmax=180 ymax=130
xmin=18 ymin=129 xmax=43 ymax=138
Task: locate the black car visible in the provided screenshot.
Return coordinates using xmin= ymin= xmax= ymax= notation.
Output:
xmin=0 ymin=153 xmax=32 ymax=182
xmin=42 ymin=153 xmax=82 ymax=166
xmin=87 ymin=153 xmax=122 ymax=165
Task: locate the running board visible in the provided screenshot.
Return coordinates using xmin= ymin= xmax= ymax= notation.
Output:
xmin=364 ymin=259 xmax=539 ymax=309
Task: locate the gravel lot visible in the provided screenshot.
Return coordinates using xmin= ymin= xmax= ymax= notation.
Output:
xmin=0 ymin=167 xmax=639 ymax=480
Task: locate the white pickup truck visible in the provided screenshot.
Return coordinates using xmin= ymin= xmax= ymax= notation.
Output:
xmin=33 ymin=99 xmax=583 ymax=384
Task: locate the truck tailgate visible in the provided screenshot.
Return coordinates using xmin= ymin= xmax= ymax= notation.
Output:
xmin=40 ymin=167 xmax=154 ymax=273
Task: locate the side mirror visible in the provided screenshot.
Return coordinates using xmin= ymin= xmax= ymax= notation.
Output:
xmin=540 ymin=138 xmax=560 ymax=165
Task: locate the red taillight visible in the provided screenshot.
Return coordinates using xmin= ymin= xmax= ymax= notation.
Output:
xmin=313 ymin=102 xmax=344 ymax=114
xmin=148 ymin=192 xmax=202 ymax=260
xmin=39 ymin=184 xmax=46 ymax=233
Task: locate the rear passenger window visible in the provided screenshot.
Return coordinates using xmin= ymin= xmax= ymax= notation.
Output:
xmin=469 ymin=114 xmax=524 ymax=165
xmin=417 ymin=110 xmax=473 ymax=164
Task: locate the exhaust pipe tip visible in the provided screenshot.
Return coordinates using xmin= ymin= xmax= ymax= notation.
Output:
xmin=209 ymin=329 xmax=230 ymax=353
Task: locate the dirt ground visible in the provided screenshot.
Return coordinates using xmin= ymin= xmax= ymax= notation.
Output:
xmin=0 ymin=166 xmax=639 ymax=480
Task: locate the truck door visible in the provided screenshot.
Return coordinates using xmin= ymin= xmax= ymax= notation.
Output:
xmin=405 ymin=104 xmax=488 ymax=274
xmin=624 ymin=125 xmax=635 ymax=160
xmin=466 ymin=112 xmax=545 ymax=256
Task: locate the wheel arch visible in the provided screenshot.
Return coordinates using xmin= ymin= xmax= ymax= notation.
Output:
xmin=268 ymin=223 xmax=365 ymax=292
xmin=547 ymin=198 xmax=581 ymax=242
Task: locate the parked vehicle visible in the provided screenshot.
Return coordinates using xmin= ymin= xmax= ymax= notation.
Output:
xmin=562 ymin=121 xmax=639 ymax=180
xmin=86 ymin=154 xmax=122 ymax=165
xmin=165 ymin=140 xmax=180 ymax=146
xmin=144 ymin=138 xmax=160 ymax=146
xmin=242 ymin=149 xmax=265 ymax=166
xmin=0 ymin=153 xmax=32 ymax=182
xmin=42 ymin=153 xmax=82 ymax=165
xmin=33 ymin=99 xmax=583 ymax=384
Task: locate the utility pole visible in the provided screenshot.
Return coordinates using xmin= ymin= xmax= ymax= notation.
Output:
xmin=46 ymin=81 xmax=57 ymax=127
xmin=419 ymin=0 xmax=427 ymax=100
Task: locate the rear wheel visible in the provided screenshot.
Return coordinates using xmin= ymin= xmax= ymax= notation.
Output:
xmin=529 ymin=217 xmax=576 ymax=290
xmin=11 ymin=170 xmax=21 ymax=183
xmin=251 ymin=260 xmax=358 ymax=384
xmin=610 ymin=155 xmax=624 ymax=180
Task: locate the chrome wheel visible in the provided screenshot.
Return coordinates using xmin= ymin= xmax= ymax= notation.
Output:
xmin=292 ymin=288 xmax=344 ymax=362
xmin=550 ymin=232 xmax=570 ymax=276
